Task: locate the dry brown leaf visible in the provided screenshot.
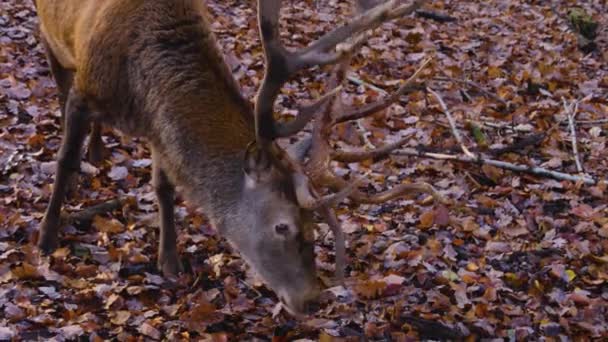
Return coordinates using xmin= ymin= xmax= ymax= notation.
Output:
xmin=92 ymin=216 xmax=125 ymax=233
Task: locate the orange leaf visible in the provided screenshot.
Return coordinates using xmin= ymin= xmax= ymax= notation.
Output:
xmin=11 ymin=262 xmax=41 ymax=280
xmin=355 ymin=280 xmax=387 ymax=299
xmin=419 ymin=210 xmax=435 ymax=229
xmin=93 ymin=216 xmax=124 ymax=233
xmin=488 ymin=66 xmax=502 ymax=78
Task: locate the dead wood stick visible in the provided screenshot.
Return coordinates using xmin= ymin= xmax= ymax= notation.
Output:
xmin=487 ymin=133 xmax=546 ymax=156
xmin=415 ymin=10 xmax=457 ymax=23
xmin=427 ymin=87 xmax=476 ymax=159
xmin=401 ymin=314 xmax=464 ymax=339
xmin=563 ymin=97 xmax=583 ymax=173
xmin=62 ymin=199 xmax=123 ymax=223
xmin=395 ymin=148 xmax=597 ymax=185
xmin=417 ymin=132 xmax=545 ymax=157
xmin=575 ymin=118 xmax=608 ymax=125
xmin=346 ymin=73 xmax=388 ymax=95
xmin=480 ymin=118 xmax=608 ymax=132
xmin=434 ymin=76 xmax=508 ymax=107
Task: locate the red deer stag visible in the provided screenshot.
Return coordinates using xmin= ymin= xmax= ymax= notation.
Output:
xmin=36 ymin=0 xmax=437 ymax=315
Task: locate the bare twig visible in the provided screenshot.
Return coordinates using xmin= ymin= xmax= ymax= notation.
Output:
xmin=434 ymin=76 xmax=508 ymax=107
xmin=480 ymin=117 xmax=608 ymax=132
xmin=487 ymin=133 xmax=546 ymax=156
xmin=576 ymin=118 xmax=608 ymax=125
xmin=563 ymin=97 xmax=583 ymax=173
xmin=401 ymin=314 xmax=464 ymax=340
xmin=395 ymin=148 xmax=597 ymax=185
xmin=477 ymin=120 xmax=533 ymax=133
xmin=346 ymin=73 xmax=388 ymax=95
xmin=415 ymin=10 xmax=457 ymax=23
xmin=427 ymin=88 xmax=476 ymax=159
xmin=62 ymin=199 xmax=123 ymax=223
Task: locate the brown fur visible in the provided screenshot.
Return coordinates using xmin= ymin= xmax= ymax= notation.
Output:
xmin=36 ymin=0 xmax=320 ymax=315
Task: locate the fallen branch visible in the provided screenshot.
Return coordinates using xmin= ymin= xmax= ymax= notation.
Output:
xmin=61 ymin=199 xmax=123 ymax=223
xmin=346 ymin=73 xmax=388 ymax=95
xmin=401 ymin=314 xmax=464 ymax=339
xmin=576 ymin=118 xmax=608 ymax=125
xmin=434 ymin=76 xmax=508 ymax=107
xmin=395 ymin=148 xmax=597 ymax=185
xmin=479 ymin=117 xmax=608 ymax=133
xmin=562 ymin=97 xmax=583 ymax=173
xmin=487 ymin=133 xmax=546 ymax=156
xmin=413 ymin=131 xmax=545 ymax=157
xmin=427 ymin=88 xmax=476 ymax=158
xmin=415 ymin=10 xmax=457 ymax=23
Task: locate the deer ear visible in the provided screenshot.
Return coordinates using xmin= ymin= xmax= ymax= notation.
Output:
xmin=243 ymin=142 xmax=273 ymax=185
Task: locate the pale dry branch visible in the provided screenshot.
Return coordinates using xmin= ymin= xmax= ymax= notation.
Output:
xmin=433 ymin=76 xmax=508 ymax=107
xmin=395 ymin=148 xmax=597 ymax=185
xmin=562 ymin=97 xmax=583 ymax=173
xmin=576 ymin=118 xmax=608 ymax=125
xmin=427 ymin=87 xmax=476 ymax=159
xmin=62 ymin=199 xmax=123 ymax=223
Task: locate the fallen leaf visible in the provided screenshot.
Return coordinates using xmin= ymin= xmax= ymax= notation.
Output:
xmin=108 ymin=166 xmax=128 ymax=180
xmin=111 ymin=311 xmax=131 ymax=325
xmin=93 ymin=216 xmax=125 ymax=233
xmin=138 ymin=322 xmax=161 ymax=340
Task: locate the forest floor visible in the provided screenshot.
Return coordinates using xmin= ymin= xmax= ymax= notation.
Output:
xmin=1 ymin=0 xmax=607 ymax=340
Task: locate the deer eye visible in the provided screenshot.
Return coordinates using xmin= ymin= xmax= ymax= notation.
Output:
xmin=274 ymin=223 xmax=290 ymax=235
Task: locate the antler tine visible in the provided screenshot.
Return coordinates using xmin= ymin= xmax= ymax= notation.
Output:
xmin=325 ymin=58 xmax=433 ymax=164
xmin=336 ymin=57 xmax=432 ymax=123
xmin=255 ymin=0 xmax=426 ymax=280
xmin=303 ymin=56 xmax=436 ymax=204
xmin=332 ymin=134 xmax=413 ymax=163
xmin=254 ymin=0 xmax=424 ymax=141
xmin=324 ymin=172 xmax=448 ymax=205
xmin=297 ymin=55 xmax=444 ymax=214
xmin=320 ymin=206 xmax=346 ymax=283
xmin=297 ymin=0 xmax=424 ymax=68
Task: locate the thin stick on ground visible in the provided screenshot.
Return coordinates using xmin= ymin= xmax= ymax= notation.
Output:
xmin=563 ymin=97 xmax=583 ymax=173
xmin=61 ymin=199 xmax=123 ymax=223
xmin=395 ymin=148 xmax=597 ymax=185
xmin=346 ymin=73 xmax=388 ymax=95
xmin=427 ymin=87 xmax=476 ymax=159
xmin=576 ymin=118 xmax=608 ymax=125
xmin=344 ymin=58 xmax=432 ymax=149
xmin=434 ymin=76 xmax=508 ymax=107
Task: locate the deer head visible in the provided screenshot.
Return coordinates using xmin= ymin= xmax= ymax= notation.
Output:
xmin=230 ymin=0 xmax=441 ymax=316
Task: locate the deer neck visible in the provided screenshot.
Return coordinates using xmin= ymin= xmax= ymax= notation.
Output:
xmin=150 ymin=91 xmax=255 ymax=232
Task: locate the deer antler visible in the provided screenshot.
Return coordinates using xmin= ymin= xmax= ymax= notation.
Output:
xmin=255 ymin=0 xmax=425 ymax=203
xmin=255 ymin=0 xmax=424 ymax=139
xmin=253 ymin=0 xmax=445 ymax=281
xmin=304 ymin=57 xmax=446 ymax=203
